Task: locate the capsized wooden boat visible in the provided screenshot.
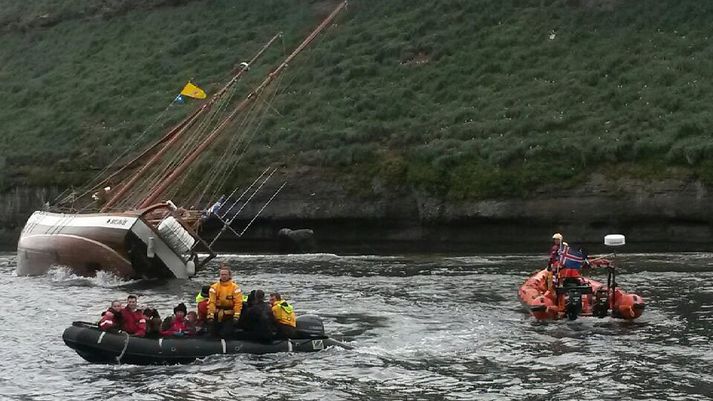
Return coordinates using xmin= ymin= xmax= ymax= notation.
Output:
xmin=15 ymin=2 xmax=349 ymax=279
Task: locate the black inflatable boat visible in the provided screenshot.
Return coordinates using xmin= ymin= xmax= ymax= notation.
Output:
xmin=63 ymin=315 xmax=347 ymax=365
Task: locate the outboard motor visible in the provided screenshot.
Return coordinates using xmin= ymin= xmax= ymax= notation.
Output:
xmin=592 ymin=288 xmax=609 ymax=318
xmin=565 ymin=289 xmax=583 ymax=321
xmin=295 ymin=315 xmax=326 ymax=339
xmin=558 ymin=278 xmax=592 ymax=321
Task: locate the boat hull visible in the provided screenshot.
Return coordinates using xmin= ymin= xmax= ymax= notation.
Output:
xmin=518 ymin=268 xmax=645 ymax=320
xmin=16 ymin=211 xmax=196 ymax=279
xmin=63 ymin=322 xmax=338 ymax=365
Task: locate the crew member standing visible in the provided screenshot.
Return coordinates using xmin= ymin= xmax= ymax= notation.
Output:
xmin=207 ymin=263 xmax=243 ymax=338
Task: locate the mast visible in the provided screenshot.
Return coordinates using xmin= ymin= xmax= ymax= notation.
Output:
xmin=100 ymin=33 xmax=283 ymax=212
xmin=137 ymin=1 xmax=348 ymax=209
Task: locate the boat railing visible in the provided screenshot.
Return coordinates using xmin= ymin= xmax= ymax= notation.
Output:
xmin=138 ymin=202 xmax=216 ymax=267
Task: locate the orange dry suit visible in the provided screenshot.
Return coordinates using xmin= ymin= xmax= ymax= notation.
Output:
xmin=207 ymin=280 xmax=243 ymax=321
xmin=271 ymin=300 xmax=296 ymax=328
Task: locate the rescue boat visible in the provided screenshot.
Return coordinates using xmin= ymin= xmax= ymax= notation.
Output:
xmin=63 ymin=315 xmax=350 ymax=365
xmin=519 ymin=234 xmax=645 ymax=321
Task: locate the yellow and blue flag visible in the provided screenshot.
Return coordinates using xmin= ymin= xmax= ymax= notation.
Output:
xmin=180 ymin=81 xmax=207 ymax=99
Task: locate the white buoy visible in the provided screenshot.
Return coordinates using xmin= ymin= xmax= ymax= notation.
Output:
xmin=604 ymin=234 xmax=626 ymax=247
xmin=186 ymin=260 xmax=196 ymax=276
xmin=147 ymin=236 xmax=155 ymax=258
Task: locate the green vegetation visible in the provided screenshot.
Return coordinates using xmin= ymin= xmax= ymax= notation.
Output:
xmin=2 ymin=0 xmax=713 ymax=199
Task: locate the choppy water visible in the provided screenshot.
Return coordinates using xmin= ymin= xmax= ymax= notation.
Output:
xmin=0 ymin=252 xmax=712 ymax=400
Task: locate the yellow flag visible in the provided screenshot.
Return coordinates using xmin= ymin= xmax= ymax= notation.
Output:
xmin=180 ymin=82 xmax=207 ymax=99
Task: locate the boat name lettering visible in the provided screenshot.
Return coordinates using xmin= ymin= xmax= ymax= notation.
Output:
xmin=106 ymin=218 xmax=129 ymax=225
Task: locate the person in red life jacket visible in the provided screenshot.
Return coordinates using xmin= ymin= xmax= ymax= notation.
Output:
xmin=160 ymin=303 xmax=189 ymax=337
xmin=98 ymin=300 xmax=123 ymax=332
xmin=120 ymin=295 xmax=147 ymax=337
xmin=195 ymin=285 xmax=210 ymax=323
xmin=547 ymin=233 xmax=572 ymax=290
xmin=548 ymin=233 xmax=567 ymax=268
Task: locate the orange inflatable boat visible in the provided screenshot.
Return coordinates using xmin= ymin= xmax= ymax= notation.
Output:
xmin=519 ymin=263 xmax=645 ymax=321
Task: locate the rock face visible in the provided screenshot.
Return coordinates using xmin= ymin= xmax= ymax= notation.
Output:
xmin=2 ymin=174 xmax=712 ymax=253
xmin=0 ymin=186 xmax=61 ymax=247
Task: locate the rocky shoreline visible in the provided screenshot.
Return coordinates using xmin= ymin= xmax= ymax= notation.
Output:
xmin=2 ymin=172 xmax=712 ymax=254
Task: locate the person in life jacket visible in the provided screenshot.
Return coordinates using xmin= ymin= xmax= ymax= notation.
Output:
xmin=195 ymin=285 xmax=210 ymax=322
xmin=160 ymin=303 xmax=189 ymax=337
xmin=98 ymin=300 xmax=123 ymax=332
xmin=546 ymin=233 xmax=568 ymax=293
xmin=269 ymin=292 xmax=296 ymax=339
xmin=120 ymin=295 xmax=146 ymax=337
xmin=207 ymin=264 xmax=243 ymax=338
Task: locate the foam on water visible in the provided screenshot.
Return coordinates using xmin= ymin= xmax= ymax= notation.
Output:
xmin=46 ymin=265 xmax=139 ymax=288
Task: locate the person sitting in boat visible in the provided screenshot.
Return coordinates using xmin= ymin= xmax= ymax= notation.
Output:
xmin=207 ymin=264 xmax=243 ymax=338
xmin=269 ymin=292 xmax=296 ymax=339
xmin=120 ymin=295 xmax=146 ymax=337
xmin=160 ymin=303 xmax=190 ymax=337
xmin=143 ymin=307 xmax=162 ymax=338
xmin=185 ymin=311 xmax=199 ymax=335
xmin=98 ymin=300 xmax=123 ymax=332
xmin=195 ymin=285 xmax=210 ymax=323
xmin=237 ymin=290 xmax=256 ymax=329
xmin=243 ymin=290 xmax=276 ymax=341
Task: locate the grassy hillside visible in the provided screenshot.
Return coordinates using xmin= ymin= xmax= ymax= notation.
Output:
xmin=2 ymin=0 xmax=713 ymax=200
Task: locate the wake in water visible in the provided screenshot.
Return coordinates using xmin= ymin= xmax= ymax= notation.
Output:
xmin=46 ymin=265 xmax=139 ymax=288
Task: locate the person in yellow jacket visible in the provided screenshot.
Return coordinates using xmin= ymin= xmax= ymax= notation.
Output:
xmin=207 ymin=263 xmax=243 ymax=338
xmin=269 ymin=292 xmax=296 ymax=339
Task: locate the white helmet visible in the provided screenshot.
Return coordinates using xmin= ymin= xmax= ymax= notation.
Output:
xmin=552 ymin=233 xmax=563 ymax=240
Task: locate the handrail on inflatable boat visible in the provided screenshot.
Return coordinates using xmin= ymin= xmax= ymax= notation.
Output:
xmin=68 ymin=320 xmax=354 ymax=349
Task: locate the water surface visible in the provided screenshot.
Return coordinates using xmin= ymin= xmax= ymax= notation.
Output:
xmin=0 ymin=252 xmax=711 ymax=400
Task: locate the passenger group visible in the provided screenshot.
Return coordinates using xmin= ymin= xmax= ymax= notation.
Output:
xmin=98 ymin=262 xmax=297 ymax=341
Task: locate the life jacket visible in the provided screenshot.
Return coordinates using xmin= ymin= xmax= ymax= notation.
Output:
xmin=120 ymin=308 xmax=147 ymax=337
xmin=99 ymin=309 xmax=120 ymax=331
xmin=271 ymin=300 xmax=296 ymax=328
xmin=208 ymin=280 xmax=243 ymax=321
xmin=160 ymin=316 xmax=189 ymax=336
xmin=197 ymin=299 xmax=209 ymax=322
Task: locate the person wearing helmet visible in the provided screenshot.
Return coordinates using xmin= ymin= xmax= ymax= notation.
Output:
xmin=546 ymin=233 xmax=568 ymax=292
xmin=548 ymin=233 xmax=565 ymax=268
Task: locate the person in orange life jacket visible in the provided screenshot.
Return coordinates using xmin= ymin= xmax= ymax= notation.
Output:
xmin=98 ymin=300 xmax=124 ymax=332
xmin=160 ymin=303 xmax=190 ymax=336
xmin=195 ymin=285 xmax=210 ymax=323
xmin=269 ymin=292 xmax=296 ymax=339
xmin=120 ymin=295 xmax=146 ymax=337
xmin=207 ymin=264 xmax=243 ymax=338
xmin=244 ymin=290 xmax=276 ymax=341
